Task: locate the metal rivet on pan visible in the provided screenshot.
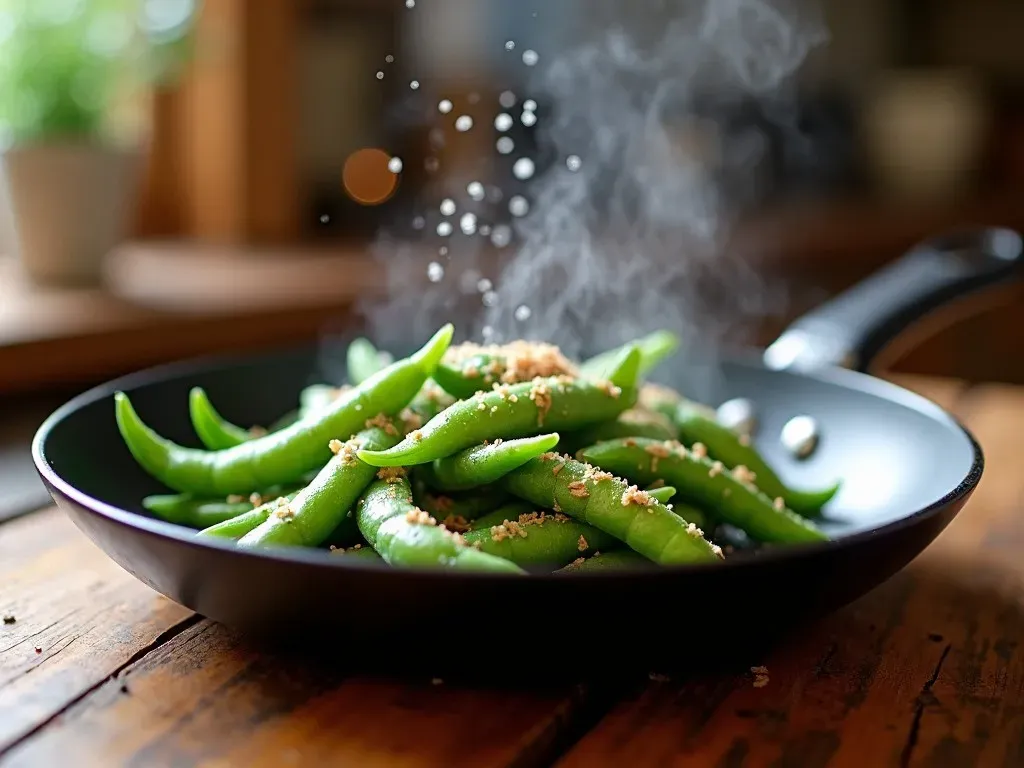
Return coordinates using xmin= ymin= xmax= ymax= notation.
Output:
xmin=781 ymin=415 xmax=819 ymax=460
xmin=717 ymin=398 xmax=757 ymax=436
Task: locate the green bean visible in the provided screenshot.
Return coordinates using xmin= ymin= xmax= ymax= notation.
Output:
xmin=356 ymin=477 xmax=525 ymax=573
xmin=114 ymin=324 xmax=453 ymax=496
xmin=299 ymin=384 xmax=344 ymax=418
xmin=579 ymin=330 xmax=679 ymax=379
xmin=238 ymin=426 xmax=401 ymax=550
xmin=416 ymin=486 xmax=510 ymax=529
xmin=432 ymin=340 xmax=580 ymax=399
xmin=557 ymin=550 xmax=653 ymax=573
xmin=560 ymin=408 xmax=677 ymax=455
xmin=646 ymin=485 xmax=676 ymax=504
xmin=500 ymin=454 xmax=723 ymax=564
xmin=347 ymin=337 xmax=394 ymax=385
xmin=332 ymin=544 xmax=382 ymax=561
xmin=196 ymin=491 xmax=301 ymax=540
xmin=674 ymin=402 xmax=840 ymax=515
xmin=188 ymin=387 xmax=259 ymax=450
xmin=463 ymin=502 xmax=619 ymax=567
xmin=358 ymin=345 xmax=641 ymax=468
xmin=580 ymin=438 xmax=827 ymax=544
xmin=419 ymin=433 xmax=560 ymax=492
xmin=145 ymin=492 xmax=270 ymax=529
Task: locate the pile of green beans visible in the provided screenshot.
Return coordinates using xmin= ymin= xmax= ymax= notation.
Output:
xmin=114 ymin=325 xmax=842 ymax=573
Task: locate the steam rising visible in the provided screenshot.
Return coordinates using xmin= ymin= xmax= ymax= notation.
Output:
xmin=358 ymin=0 xmax=827 ymax=396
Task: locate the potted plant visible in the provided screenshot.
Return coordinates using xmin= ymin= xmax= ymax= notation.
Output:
xmin=0 ymin=0 xmax=195 ymax=285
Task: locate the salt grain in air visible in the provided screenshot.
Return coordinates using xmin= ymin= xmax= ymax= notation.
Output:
xmin=567 ymin=155 xmax=582 ymax=172
xmin=509 ymin=196 xmax=530 ymax=217
xmin=521 ymin=112 xmax=537 ymax=127
xmin=410 ymin=80 xmax=420 ymax=90
xmin=482 ymin=291 xmax=498 ymax=307
xmin=406 ymin=0 xmax=415 ymax=7
xmin=467 ymin=182 xmax=485 ymax=201
xmin=427 ymin=262 xmax=444 ymax=282
xmin=505 ymin=40 xmax=515 ymax=51
xmin=439 ymin=246 xmax=449 ymax=256
xmin=496 ymin=137 xmax=515 ymax=155
xmin=512 ymin=158 xmax=535 ymax=180
xmin=523 ymin=99 xmax=538 ymax=111
xmin=385 ymin=54 xmax=394 ymax=63
xmin=491 ymin=225 xmax=512 ymax=247
xmin=455 ymin=115 xmax=474 ymax=132
xmin=387 ymin=157 xmax=403 ymax=173
xmin=320 ymin=214 xmax=329 ymax=223
xmin=437 ymin=221 xmax=453 ymax=237
xmin=479 ymin=224 xmax=492 ymax=236
xmin=494 ymin=113 xmax=513 ymax=132
xmin=438 ymin=100 xmax=453 ymax=114
xmin=499 ymin=91 xmax=516 ymax=108
xmin=440 ymin=199 xmax=456 ymax=216
xmin=477 ymin=278 xmax=492 ymax=293
xmin=460 ymin=213 xmax=478 ymax=235
xmin=515 ymin=305 xmax=532 ymax=321
xmin=376 ymin=71 xmax=384 ymax=80
xmin=522 ymin=50 xmax=539 ymax=66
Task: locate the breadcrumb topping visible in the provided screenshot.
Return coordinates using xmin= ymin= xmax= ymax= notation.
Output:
xmin=399 ymin=408 xmax=423 ymax=434
xmin=690 ymin=442 xmax=708 ymax=460
xmin=444 ymin=340 xmax=578 ymax=385
xmin=409 ymin=429 xmax=424 ymax=442
xmin=528 ymin=378 xmax=553 ymax=425
xmin=731 ymin=464 xmax=757 ymax=484
xmin=708 ymin=461 xmax=724 ymax=478
xmin=249 ymin=492 xmax=264 ymax=507
xmin=440 ymin=515 xmax=472 ymax=533
xmin=330 ymin=438 xmax=362 ymax=466
xmin=578 ymin=535 xmax=588 ymax=551
xmin=365 ymin=413 xmax=399 ymax=436
xmin=405 ymin=508 xmax=437 ymax=526
xmin=377 ymin=466 xmax=407 ymax=484
xmin=621 ymin=486 xmax=654 ymax=507
xmin=773 ymin=497 xmax=786 ymax=512
xmin=595 ymin=379 xmax=622 ymax=399
xmin=226 ymin=494 xmax=245 ymax=504
xmin=568 ymin=481 xmax=590 ymax=499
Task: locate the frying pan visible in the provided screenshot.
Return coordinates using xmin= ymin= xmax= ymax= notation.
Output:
xmin=31 ymin=228 xmax=1024 ymax=675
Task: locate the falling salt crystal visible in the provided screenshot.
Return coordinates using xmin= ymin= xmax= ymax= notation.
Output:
xmin=522 ymin=50 xmax=539 ymax=66
xmin=437 ymin=221 xmax=453 ymax=237
xmin=479 ymin=224 xmax=492 ymax=236
xmin=412 ymin=216 xmax=425 ymax=230
xmin=454 ymin=115 xmax=474 ymax=132
xmin=477 ymin=278 xmax=493 ymax=293
xmin=482 ymin=291 xmax=499 ymax=307
xmin=512 ymin=158 xmax=535 ymax=180
xmin=514 ymin=305 xmax=532 ymax=321
xmin=460 ymin=213 xmax=478 ymax=235
xmin=319 ymin=214 xmax=329 ymax=224
xmin=387 ymin=157 xmax=403 ymax=173
xmin=494 ymin=113 xmax=513 ymax=132
xmin=482 ymin=325 xmax=496 ymax=341
xmin=509 ymin=196 xmax=530 ymax=217
xmin=405 ymin=0 xmax=415 ymax=7
xmin=566 ymin=155 xmax=582 ymax=172
xmin=496 ymin=137 xmax=515 ymax=155
xmin=521 ymin=111 xmax=537 ymax=127
xmin=438 ymin=99 xmax=453 ymax=114
xmin=439 ymin=246 xmax=449 ymax=256
xmin=424 ymin=157 xmax=440 ymax=172
xmin=523 ymin=99 xmax=537 ymax=111
xmin=499 ymin=91 xmax=517 ymax=108
xmin=427 ymin=262 xmax=444 ymax=282
xmin=467 ymin=181 xmax=485 ymax=201
xmin=376 ymin=71 xmax=384 ymax=80
xmin=410 ymin=80 xmax=420 ymax=90
xmin=491 ymin=225 xmax=512 ymax=247
xmin=504 ymin=40 xmax=515 ymax=51
xmin=385 ymin=55 xmax=394 ymax=63
xmin=440 ymin=199 xmax=456 ymax=216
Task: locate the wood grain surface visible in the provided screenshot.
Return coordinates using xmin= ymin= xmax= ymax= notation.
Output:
xmin=2 ymin=376 xmax=1022 ymax=767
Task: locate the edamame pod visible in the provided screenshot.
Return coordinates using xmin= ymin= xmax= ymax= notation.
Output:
xmin=463 ymin=502 xmax=618 ymax=566
xmin=356 ymin=478 xmax=524 ymax=573
xmin=114 ymin=324 xmax=453 ymax=496
xmin=579 ymin=330 xmax=679 ymax=379
xmin=358 ymin=346 xmax=642 ymax=468
xmin=419 ymin=433 xmax=560 ymax=492
xmin=500 ymin=454 xmax=723 ymax=564
xmin=580 ymin=438 xmax=828 ymax=544
xmin=674 ymin=402 xmax=840 ymax=514
xmin=347 ymin=337 xmax=394 ymax=385
xmin=238 ymin=425 xmax=401 ymax=550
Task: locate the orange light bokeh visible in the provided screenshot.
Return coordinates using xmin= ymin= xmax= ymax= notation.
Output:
xmin=342 ymin=148 xmax=399 ymax=205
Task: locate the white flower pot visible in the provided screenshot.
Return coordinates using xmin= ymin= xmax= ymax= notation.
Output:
xmin=1 ymin=141 xmax=141 ymax=285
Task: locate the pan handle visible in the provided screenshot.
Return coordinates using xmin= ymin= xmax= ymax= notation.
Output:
xmin=763 ymin=227 xmax=1024 ymax=373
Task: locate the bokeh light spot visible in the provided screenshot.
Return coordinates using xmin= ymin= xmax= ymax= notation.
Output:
xmin=342 ymin=148 xmax=399 ymax=205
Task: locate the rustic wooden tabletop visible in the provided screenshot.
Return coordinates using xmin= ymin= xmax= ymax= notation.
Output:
xmin=2 ymin=375 xmax=1022 ymax=768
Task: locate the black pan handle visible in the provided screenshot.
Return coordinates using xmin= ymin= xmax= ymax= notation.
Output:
xmin=763 ymin=227 xmax=1024 ymax=373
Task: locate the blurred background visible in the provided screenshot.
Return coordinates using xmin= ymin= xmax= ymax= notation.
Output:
xmin=2 ymin=0 xmax=1024 ymax=514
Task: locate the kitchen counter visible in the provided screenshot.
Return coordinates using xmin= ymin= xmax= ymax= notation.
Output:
xmin=1 ymin=375 xmax=1021 ymax=767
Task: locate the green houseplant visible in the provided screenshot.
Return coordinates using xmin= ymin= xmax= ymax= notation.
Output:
xmin=0 ymin=0 xmax=196 ymax=284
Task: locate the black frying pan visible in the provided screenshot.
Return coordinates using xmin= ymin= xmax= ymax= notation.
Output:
xmin=31 ymin=229 xmax=1024 ymax=675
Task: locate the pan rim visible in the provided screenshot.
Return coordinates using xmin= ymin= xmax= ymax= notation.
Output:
xmin=31 ymin=346 xmax=983 ymax=582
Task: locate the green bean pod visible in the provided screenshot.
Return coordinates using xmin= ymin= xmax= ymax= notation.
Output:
xmin=418 ymin=433 xmax=560 ymax=492
xmin=432 ymin=354 xmax=503 ymax=399
xmin=114 ymin=324 xmax=453 ymax=496
xmin=356 ymin=478 xmax=525 ymax=573
xmin=557 ymin=550 xmax=653 ymax=573
xmin=646 ymin=485 xmax=676 ymax=504
xmin=580 ymin=438 xmax=828 ymax=544
xmin=579 ymin=330 xmax=679 ymax=379
xmin=500 ymin=455 xmax=723 ymax=564
xmin=144 ymin=491 xmax=287 ymax=529
xmin=560 ymin=408 xmax=677 ymax=455
xmin=674 ymin=402 xmax=840 ymax=514
xmin=238 ymin=425 xmax=401 ymax=550
xmin=332 ymin=544 xmax=383 ymax=561
xmin=196 ymin=492 xmax=301 ymax=540
xmin=463 ymin=502 xmax=619 ymax=567
xmin=188 ymin=387 xmax=260 ymax=450
xmin=358 ymin=346 xmax=641 ymax=468
xmin=347 ymin=337 xmax=394 ymax=385
xmin=416 ymin=486 xmax=510 ymax=529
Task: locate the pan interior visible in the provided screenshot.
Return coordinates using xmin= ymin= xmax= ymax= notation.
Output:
xmin=36 ymin=346 xmax=977 ymax=543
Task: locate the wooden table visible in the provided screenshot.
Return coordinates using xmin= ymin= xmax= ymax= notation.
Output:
xmin=2 ymin=375 xmax=1023 ymax=767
